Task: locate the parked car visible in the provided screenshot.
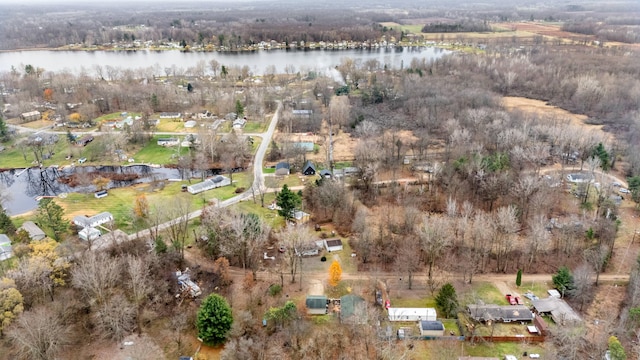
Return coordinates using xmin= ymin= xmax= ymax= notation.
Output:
xmin=524 ymin=291 xmax=539 ymax=301
xmin=612 ymin=181 xmax=622 ymax=187
xmin=94 ymin=190 xmax=108 ymax=199
xmin=506 ymin=294 xmax=517 ymax=305
xmin=619 ymin=188 xmax=630 ymax=194
xmin=375 ymin=290 xmax=383 ymax=306
xmin=515 ymin=296 xmax=524 ymax=305
xmin=78 ymin=157 xmax=87 ymax=164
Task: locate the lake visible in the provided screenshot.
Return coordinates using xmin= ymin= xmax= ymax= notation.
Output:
xmin=0 ymin=47 xmax=450 ymax=76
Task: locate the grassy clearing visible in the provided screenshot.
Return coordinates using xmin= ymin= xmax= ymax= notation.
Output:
xmin=243 ymin=121 xmax=266 ymax=133
xmin=132 ymin=137 xmax=180 ymax=164
xmin=263 ymin=167 xmax=276 ymax=174
xmin=279 ymin=174 xmax=305 ymax=188
xmin=0 ymin=137 xmax=74 ymax=168
xmin=335 ymin=238 xmax=357 ymax=274
xmin=466 ymin=282 xmax=508 ymax=305
xmin=155 ymin=120 xmax=185 ymax=132
xmin=231 ymin=193 xmax=285 ymax=228
xmin=390 ymin=297 xmax=436 ymax=308
xmin=464 ymin=342 xmax=546 ymax=358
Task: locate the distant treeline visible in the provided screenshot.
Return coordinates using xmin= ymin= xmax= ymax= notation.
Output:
xmin=562 ymin=21 xmax=640 ymax=44
xmin=421 ymin=20 xmax=491 ymax=33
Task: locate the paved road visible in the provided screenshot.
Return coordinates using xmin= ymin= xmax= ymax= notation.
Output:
xmin=121 ymin=102 xmax=281 ymax=242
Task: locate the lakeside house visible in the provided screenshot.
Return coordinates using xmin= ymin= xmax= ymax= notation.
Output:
xmin=18 ymin=221 xmax=46 ymax=241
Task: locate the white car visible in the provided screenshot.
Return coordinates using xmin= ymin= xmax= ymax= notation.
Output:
xmin=529 ymin=354 xmax=540 ymax=359
xmin=619 ymin=188 xmax=630 ymax=194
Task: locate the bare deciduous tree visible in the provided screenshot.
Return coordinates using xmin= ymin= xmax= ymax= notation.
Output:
xmin=7 ymin=307 xmax=69 ymax=360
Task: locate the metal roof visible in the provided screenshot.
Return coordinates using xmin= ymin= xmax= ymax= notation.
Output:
xmin=420 ymin=321 xmax=445 ymax=331
xmin=306 ymin=295 xmax=327 ymax=309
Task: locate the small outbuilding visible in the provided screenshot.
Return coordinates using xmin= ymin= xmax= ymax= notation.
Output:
xmin=18 ymin=221 xmax=46 ymax=241
xmin=0 ymin=234 xmax=13 ymax=261
xmin=78 ymin=227 xmax=101 ymax=241
xmin=302 ymin=160 xmax=316 ymax=176
xmin=305 ymin=295 xmax=328 ymax=315
xmin=388 ymin=307 xmax=437 ymax=322
xmin=324 ymin=238 xmax=343 ymax=252
xmin=319 ymin=169 xmax=332 ymax=178
xmin=419 ymin=320 xmax=445 ymax=337
xmin=275 ymin=162 xmax=291 ymax=176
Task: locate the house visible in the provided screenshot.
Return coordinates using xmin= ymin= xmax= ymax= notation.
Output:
xmin=333 ymin=167 xmax=359 ymax=178
xmin=20 ymin=110 xmax=41 ymax=121
xmin=187 ymin=175 xmax=231 ymax=194
xmin=224 ymin=112 xmax=238 ymax=120
xmin=275 ymin=162 xmax=290 ymax=176
xmin=18 ymin=221 xmax=46 ymax=241
xmin=157 ymin=138 xmax=180 ymax=147
xmin=78 ymin=227 xmax=101 ymax=241
xmin=302 ymin=160 xmax=316 ymax=176
xmin=531 ymin=297 xmax=582 ymax=325
xmin=292 ymin=109 xmax=313 ymax=118
xmin=319 ymin=169 xmax=332 ymax=178
xmin=388 ymin=308 xmax=437 ymax=322
xmin=324 ymin=238 xmax=343 ymax=252
xmin=340 ymin=294 xmax=367 ymax=324
xmin=160 ymin=112 xmax=182 ymax=119
xmin=305 ymin=295 xmax=328 ymax=315
xmin=294 ymin=142 xmax=315 ymax=152
xmin=76 ymin=135 xmax=94 ymax=146
xmin=295 ymin=241 xmax=321 ymax=256
xmin=419 ymin=320 xmax=445 ymax=337
xmin=232 ymin=118 xmax=247 ymax=129
xmin=566 ymin=173 xmax=594 ymax=183
xmin=0 ymin=234 xmax=13 ymax=261
xmin=466 ymin=304 xmax=534 ymax=323
xmin=73 ymin=212 xmax=114 ymax=229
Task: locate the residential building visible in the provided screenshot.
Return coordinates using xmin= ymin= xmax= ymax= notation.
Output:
xmin=467 ymin=304 xmax=534 ymax=323
xmin=187 ymin=175 xmax=231 ymax=194
xmin=275 ymin=162 xmax=290 ymax=176
xmin=0 ymin=234 xmax=13 ymax=261
xmin=388 ymin=308 xmax=437 ymax=322
xmin=302 ymin=160 xmax=316 ymax=176
xmin=73 ymin=212 xmax=114 ymax=229
xmin=18 ymin=221 xmax=46 ymax=241
xmin=324 ymin=238 xmax=343 ymax=252
xmin=305 ymin=295 xmax=328 ymax=315
xmin=419 ymin=320 xmax=445 ymax=337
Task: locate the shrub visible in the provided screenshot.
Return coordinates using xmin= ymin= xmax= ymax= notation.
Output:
xmin=268 ymin=284 xmax=282 ymax=296
xmin=320 ymin=256 xmax=327 ymax=262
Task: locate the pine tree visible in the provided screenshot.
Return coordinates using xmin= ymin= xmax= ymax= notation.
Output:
xmin=276 ymin=184 xmax=301 ymax=222
xmin=196 ymin=294 xmax=233 ymax=346
xmin=435 ymin=283 xmax=459 ymax=318
xmin=0 ymin=207 xmax=16 ymax=235
xmin=516 ymin=269 xmax=522 ymax=287
xmin=36 ymin=198 xmax=67 ymax=241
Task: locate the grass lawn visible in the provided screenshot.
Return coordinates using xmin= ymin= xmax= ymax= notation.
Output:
xmin=279 ymin=175 xmax=305 ymax=188
xmin=335 ymin=239 xmax=357 ymax=274
xmin=263 ymin=167 xmax=276 ymax=174
xmin=0 ymin=137 xmax=74 ymax=168
xmin=463 ymin=342 xmax=547 ymax=358
xmin=132 ymin=137 xmax=180 ymax=164
xmin=466 ymin=282 xmax=509 ymax=306
xmin=20 ymin=120 xmax=52 ymax=129
xmin=390 ymin=297 xmax=436 ymax=309
xmin=231 ymin=193 xmax=285 ymax=228
xmin=155 ymin=120 xmax=185 ymax=132
xmin=243 ymin=121 xmax=266 ymax=133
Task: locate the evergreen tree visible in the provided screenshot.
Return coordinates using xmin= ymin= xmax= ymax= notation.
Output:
xmin=516 ymin=269 xmax=522 ymax=287
xmin=276 ymin=184 xmax=301 ymax=222
xmin=196 ymin=293 xmax=233 ymax=346
xmin=592 ymin=143 xmax=610 ymax=171
xmin=0 ymin=207 xmax=16 ymax=236
xmin=187 ymin=83 xmax=193 ymax=92
xmin=435 ymin=283 xmax=459 ymax=318
xmin=0 ymin=115 xmax=10 ymax=142
xmin=36 ymin=198 xmax=67 ymax=241
xmin=552 ymin=266 xmax=574 ymax=297
xmin=608 ymin=335 xmax=626 ymax=360
xmin=235 ymin=100 xmax=244 ymax=118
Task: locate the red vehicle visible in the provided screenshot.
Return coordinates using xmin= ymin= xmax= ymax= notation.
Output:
xmin=515 ymin=296 xmax=524 ymax=305
xmin=506 ymin=294 xmax=517 ymax=305
xmin=384 ymin=300 xmax=391 ymax=309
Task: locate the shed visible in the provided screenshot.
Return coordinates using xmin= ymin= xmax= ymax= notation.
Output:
xmin=18 ymin=221 xmax=46 ymax=241
xmin=531 ymin=297 xmax=582 ymax=325
xmin=419 ymin=320 xmax=445 ymax=337
xmin=305 ymin=295 xmax=328 ymax=315
xmin=319 ymin=169 xmax=332 ymax=178
xmin=275 ymin=162 xmax=291 ymax=176
xmin=78 ymin=227 xmax=101 ymax=241
xmin=184 ymin=120 xmax=197 ymax=128
xmin=160 ymin=112 xmax=182 ymax=119
xmin=20 ymin=110 xmax=41 ymax=121
xmin=302 ymin=160 xmax=316 ymax=176
xmin=324 ymin=238 xmax=343 ymax=252
xmin=0 ymin=234 xmax=12 ymax=261
xmin=388 ymin=307 xmax=437 ymax=322
xmin=340 ymin=294 xmax=367 ymax=324
xmin=292 ymin=210 xmax=310 ymax=224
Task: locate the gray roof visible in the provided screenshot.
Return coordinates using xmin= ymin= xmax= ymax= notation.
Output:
xmin=467 ymin=304 xmax=534 ymax=322
xmin=302 ymin=160 xmax=316 ymax=174
xmin=294 ymin=142 xmax=315 ymax=152
xmin=420 ymin=320 xmax=445 ymax=331
xmin=531 ymin=297 xmax=582 ymax=324
xmin=0 ymin=234 xmax=11 ymax=245
xmin=306 ymin=295 xmax=327 ymax=309
xmin=275 ymin=162 xmax=290 ymax=170
xmin=340 ymin=294 xmax=366 ymax=323
xmin=325 ymin=239 xmax=342 ymax=248
xmin=19 ymin=221 xmax=46 ymax=240
xmin=0 ymin=243 xmax=12 ymax=260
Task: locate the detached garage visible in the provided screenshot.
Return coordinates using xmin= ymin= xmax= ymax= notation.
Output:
xmin=324 ymin=239 xmax=343 ymax=252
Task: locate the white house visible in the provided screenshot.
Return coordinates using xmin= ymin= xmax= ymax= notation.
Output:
xmin=388 ymin=308 xmax=437 ymax=322
xmin=157 ymin=138 xmax=180 ymax=146
xmin=73 ymin=212 xmax=114 ymax=229
xmin=78 ymin=227 xmax=101 ymax=241
xmin=566 ymin=173 xmax=593 ymax=183
xmin=187 ymin=175 xmax=231 ymax=194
